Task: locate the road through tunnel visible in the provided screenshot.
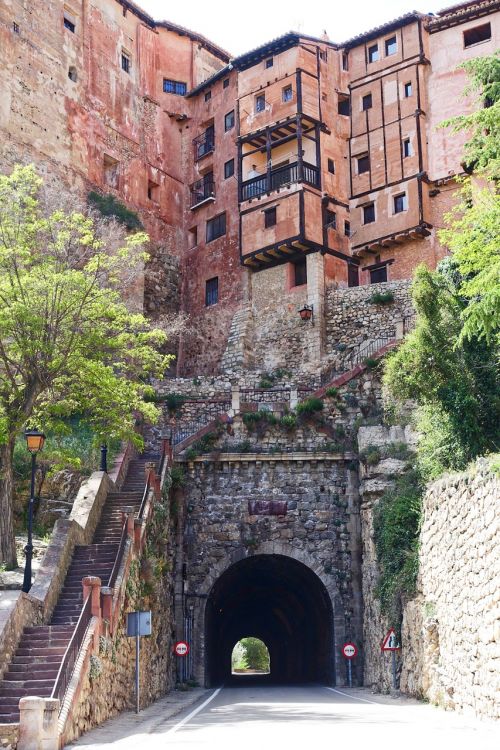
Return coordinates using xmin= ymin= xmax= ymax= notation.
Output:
xmin=205 ymin=554 xmax=335 ymax=686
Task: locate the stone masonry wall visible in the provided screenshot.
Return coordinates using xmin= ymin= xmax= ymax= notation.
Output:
xmin=178 ymin=456 xmax=363 ymax=686
xmin=325 ymin=280 xmax=413 ymax=369
xmin=401 ymin=458 xmax=500 ymax=719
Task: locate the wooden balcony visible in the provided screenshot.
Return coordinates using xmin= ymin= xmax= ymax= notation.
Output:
xmin=240 ymin=161 xmax=319 ymax=201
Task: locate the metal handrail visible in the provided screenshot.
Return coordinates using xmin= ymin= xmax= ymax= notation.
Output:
xmin=108 ymin=521 xmax=129 ymax=590
xmin=51 ymin=594 xmax=92 ymax=705
xmin=190 ymin=177 xmax=215 ymax=207
xmin=137 ymin=474 xmax=152 ymax=522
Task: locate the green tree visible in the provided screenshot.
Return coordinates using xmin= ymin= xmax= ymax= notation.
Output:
xmin=0 ymin=165 xmax=172 ymax=567
xmin=239 ymin=637 xmax=270 ymax=671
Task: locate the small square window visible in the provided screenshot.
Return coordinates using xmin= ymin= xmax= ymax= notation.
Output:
xmin=328 ymin=159 xmax=335 ymax=174
xmin=292 ymin=258 xmax=307 ymax=287
xmin=342 ymin=52 xmax=349 ymax=71
xmin=64 ymin=14 xmax=75 ymax=33
xmin=325 ymin=210 xmax=336 ymax=229
xmin=363 ymin=203 xmax=375 ymax=224
xmin=403 ymin=138 xmax=412 ymax=158
xmin=357 ymin=154 xmax=370 ymax=174
xmin=205 ymin=277 xmax=219 ymax=306
xmin=385 ymin=36 xmax=397 ymax=56
xmin=205 ymin=90 xmax=212 ymax=102
xmin=264 ymin=207 xmax=277 ymax=228
xmin=464 ymin=23 xmax=491 ymax=48
xmin=344 ymin=220 xmax=351 ymax=237
xmin=224 ymin=110 xmax=235 ymax=131
xmin=266 ymin=58 xmax=274 ymax=68
xmin=282 ymin=85 xmax=293 ymax=103
xmin=368 ymin=44 xmax=379 ymax=63
xmin=224 ymin=159 xmax=234 ymax=179
xmin=370 ymin=265 xmax=387 ymax=284
xmin=338 ymin=95 xmax=350 ymax=116
xmin=13 ymin=21 xmax=20 ymax=33
xmin=404 ymin=81 xmax=412 ymax=98
xmin=121 ymin=52 xmax=131 ymax=74
xmin=223 ymin=78 xmax=230 ymax=88
xmin=255 ymin=94 xmax=266 ymax=112
xmin=394 ymin=193 xmax=407 ymax=213
xmin=362 ymin=93 xmax=372 ymax=111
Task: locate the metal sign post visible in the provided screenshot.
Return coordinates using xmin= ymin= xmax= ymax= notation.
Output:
xmin=341 ymin=642 xmax=358 ymax=688
xmin=381 ymin=628 xmax=401 ymax=690
xmin=127 ymin=611 xmax=152 ymax=714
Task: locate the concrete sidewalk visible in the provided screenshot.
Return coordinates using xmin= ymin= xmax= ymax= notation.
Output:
xmin=68 ymin=687 xmax=209 ymax=747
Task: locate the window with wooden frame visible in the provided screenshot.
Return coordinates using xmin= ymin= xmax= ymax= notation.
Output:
xmin=328 ymin=159 xmax=335 ymax=174
xmin=224 ymin=110 xmax=235 ymax=131
xmin=368 ymin=44 xmax=379 ymax=63
xmin=385 ymin=36 xmax=397 ymax=56
xmin=338 ymin=94 xmax=350 ymax=116
xmin=292 ymin=258 xmax=307 ymax=287
xmin=121 ymin=50 xmax=131 ymax=73
xmin=255 ymin=94 xmax=266 ymax=112
xmin=463 ymin=23 xmax=491 ymax=47
xmin=393 ymin=193 xmax=408 ymax=214
xmin=404 ymin=81 xmax=412 ymax=98
xmin=282 ymin=85 xmax=293 ymax=103
xmin=363 ymin=203 xmax=375 ymax=224
xmin=224 ymin=159 xmax=234 ymax=179
xmin=223 ymin=78 xmax=230 ymax=88
xmin=403 ymin=138 xmax=412 ymax=158
xmin=370 ymin=265 xmax=387 ymax=283
xmin=13 ymin=21 xmax=20 ymax=33
xmin=205 ymin=277 xmax=219 ymax=306
xmin=325 ymin=210 xmax=336 ymax=229
xmin=362 ymin=93 xmax=372 ymax=111
xmin=264 ymin=207 xmax=277 ymax=228
xmin=63 ymin=11 xmax=76 ymax=32
xmin=205 ymin=90 xmax=212 ymax=102
xmin=357 ymin=154 xmax=370 ymax=174
xmin=344 ymin=220 xmax=351 ymax=237
xmin=206 ymin=213 xmax=226 ymax=242
xmin=163 ymin=79 xmax=187 ymax=95
xmin=265 ymin=57 xmax=274 ymax=68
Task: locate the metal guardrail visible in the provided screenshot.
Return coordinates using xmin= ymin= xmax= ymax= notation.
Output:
xmin=190 ymin=177 xmax=215 ymax=207
xmin=108 ymin=522 xmax=129 ymax=591
xmin=51 ymin=594 xmax=92 ymax=705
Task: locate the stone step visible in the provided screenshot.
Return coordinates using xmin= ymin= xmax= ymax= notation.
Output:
xmin=6 ymin=665 xmax=60 ymax=678
xmin=0 ymin=711 xmax=20 ymax=722
xmin=23 ymin=626 xmax=74 ymax=636
xmin=16 ymin=646 xmax=67 ymax=657
xmin=1 ymin=678 xmax=55 ymax=689
xmin=11 ymin=654 xmax=63 ymax=665
xmin=0 ymin=685 xmax=52 ymax=698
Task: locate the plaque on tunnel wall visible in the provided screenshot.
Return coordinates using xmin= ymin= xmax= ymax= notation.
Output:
xmin=248 ymin=499 xmax=288 ymax=516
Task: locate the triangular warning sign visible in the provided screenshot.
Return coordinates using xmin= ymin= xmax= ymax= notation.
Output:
xmin=381 ymin=628 xmax=400 ymax=651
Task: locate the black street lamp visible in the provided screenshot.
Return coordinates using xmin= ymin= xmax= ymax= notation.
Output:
xmin=22 ymin=429 xmax=45 ymax=594
xmin=99 ymin=443 xmax=108 ymax=473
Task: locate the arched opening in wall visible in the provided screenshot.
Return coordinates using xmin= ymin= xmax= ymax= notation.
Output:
xmin=68 ymin=66 xmax=77 ymax=82
xmin=231 ymin=637 xmax=271 ymax=677
xmin=205 ymin=554 xmax=334 ymax=686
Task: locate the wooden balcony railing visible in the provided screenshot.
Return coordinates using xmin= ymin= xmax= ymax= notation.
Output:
xmin=241 ymin=161 xmax=319 ymax=201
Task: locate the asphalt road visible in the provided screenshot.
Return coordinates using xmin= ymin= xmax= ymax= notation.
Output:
xmin=72 ymin=684 xmax=499 ymax=750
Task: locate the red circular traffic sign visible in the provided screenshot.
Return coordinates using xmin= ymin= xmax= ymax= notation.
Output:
xmin=342 ymin=642 xmax=358 ymax=659
xmin=174 ymin=641 xmax=190 ymax=656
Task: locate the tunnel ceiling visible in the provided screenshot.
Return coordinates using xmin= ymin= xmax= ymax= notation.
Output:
xmin=205 ymin=554 xmax=334 ymax=686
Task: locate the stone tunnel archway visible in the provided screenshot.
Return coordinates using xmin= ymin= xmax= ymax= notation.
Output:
xmin=204 ymin=554 xmax=335 ymax=686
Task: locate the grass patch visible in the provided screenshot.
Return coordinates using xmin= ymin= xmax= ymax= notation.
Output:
xmin=295 ymin=397 xmax=324 ymax=416
xmin=368 ymin=290 xmax=395 ymax=305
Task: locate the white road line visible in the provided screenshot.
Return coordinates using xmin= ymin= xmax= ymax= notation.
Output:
xmin=164 ymin=687 xmax=222 ymax=735
xmin=326 ymin=687 xmax=379 ymax=704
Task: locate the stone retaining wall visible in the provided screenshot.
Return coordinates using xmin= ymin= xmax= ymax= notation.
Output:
xmin=401 ymin=458 xmax=500 ymax=719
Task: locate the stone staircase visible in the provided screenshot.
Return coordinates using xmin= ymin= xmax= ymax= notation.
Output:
xmin=0 ymin=457 xmax=150 ymax=723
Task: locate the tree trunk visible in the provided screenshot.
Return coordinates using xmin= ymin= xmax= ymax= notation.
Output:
xmin=0 ymin=440 xmax=17 ymax=569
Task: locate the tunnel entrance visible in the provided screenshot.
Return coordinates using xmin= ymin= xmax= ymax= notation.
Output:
xmin=205 ymin=554 xmax=334 ymax=686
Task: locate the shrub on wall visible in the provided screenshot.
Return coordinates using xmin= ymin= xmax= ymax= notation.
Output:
xmin=368 ymin=291 xmax=395 ymax=305
xmin=88 ymin=191 xmax=143 ymax=230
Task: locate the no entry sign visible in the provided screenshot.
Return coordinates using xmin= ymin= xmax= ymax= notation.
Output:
xmin=174 ymin=641 xmax=190 ymax=657
xmin=342 ymin=642 xmax=358 ymax=659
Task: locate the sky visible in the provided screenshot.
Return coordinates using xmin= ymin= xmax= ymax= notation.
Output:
xmin=137 ymin=0 xmax=442 ymax=55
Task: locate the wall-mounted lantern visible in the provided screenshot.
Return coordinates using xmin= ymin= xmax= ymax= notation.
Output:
xmin=298 ymin=304 xmax=314 ymax=322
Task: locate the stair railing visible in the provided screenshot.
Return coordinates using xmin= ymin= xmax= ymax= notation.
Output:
xmin=108 ymin=521 xmax=129 ymax=591
xmin=51 ymin=593 xmax=92 ymax=704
